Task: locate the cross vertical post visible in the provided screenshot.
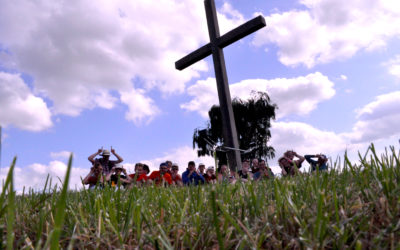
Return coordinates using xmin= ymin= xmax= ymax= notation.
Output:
xmin=175 ymin=0 xmax=266 ymax=171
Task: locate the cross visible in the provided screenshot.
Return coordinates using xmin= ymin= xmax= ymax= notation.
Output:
xmin=175 ymin=0 xmax=266 ymax=171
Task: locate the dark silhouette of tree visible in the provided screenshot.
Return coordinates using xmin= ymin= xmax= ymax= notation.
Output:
xmin=193 ymin=91 xmax=277 ymax=164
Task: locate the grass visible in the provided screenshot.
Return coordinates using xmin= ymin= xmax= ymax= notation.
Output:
xmin=0 ymin=144 xmax=399 ymax=249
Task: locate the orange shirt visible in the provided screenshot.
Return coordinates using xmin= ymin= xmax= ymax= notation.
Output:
xmin=148 ymin=171 xmax=172 ymax=185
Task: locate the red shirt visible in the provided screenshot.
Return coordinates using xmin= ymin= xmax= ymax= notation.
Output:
xmin=171 ymin=174 xmax=182 ymax=183
xmin=148 ymin=171 xmax=172 ymax=185
xmin=129 ymin=173 xmax=148 ymax=182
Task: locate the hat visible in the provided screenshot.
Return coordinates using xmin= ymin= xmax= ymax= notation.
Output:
xmin=160 ymin=162 xmax=168 ymax=168
xmin=114 ymin=163 xmax=123 ymax=170
xmin=102 ymin=150 xmax=111 ymax=156
xmin=199 ymin=163 xmax=205 ymax=167
xmin=206 ymin=166 xmax=214 ymax=171
xmin=172 ymin=163 xmax=179 ymax=167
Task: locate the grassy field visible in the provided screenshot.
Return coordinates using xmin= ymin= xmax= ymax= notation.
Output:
xmin=1 ymin=144 xmax=399 ymax=249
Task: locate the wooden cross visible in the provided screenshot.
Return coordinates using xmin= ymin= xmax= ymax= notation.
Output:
xmin=175 ymin=0 xmax=266 ymax=171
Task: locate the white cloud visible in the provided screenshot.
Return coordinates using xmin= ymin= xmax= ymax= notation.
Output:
xmin=50 ymin=151 xmax=73 ymax=160
xmin=384 ymin=54 xmax=400 ymax=79
xmin=181 ymin=72 xmax=335 ymax=119
xmin=0 ymin=0 xmax=244 ymax=123
xmin=0 ymin=72 xmax=52 ymax=131
xmin=340 ymin=75 xmax=348 ymax=81
xmin=347 ymin=91 xmax=400 ymax=143
xmin=253 ymin=0 xmax=400 ymax=67
xmin=0 ymin=160 xmax=88 ymax=193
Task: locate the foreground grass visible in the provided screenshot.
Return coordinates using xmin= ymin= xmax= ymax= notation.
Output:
xmin=1 ymin=145 xmax=400 ymax=249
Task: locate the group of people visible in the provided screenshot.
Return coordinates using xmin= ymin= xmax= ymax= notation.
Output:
xmin=82 ymin=148 xmax=328 ymax=189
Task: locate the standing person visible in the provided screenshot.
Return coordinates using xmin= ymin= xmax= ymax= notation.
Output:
xmin=278 ymin=151 xmax=305 ymax=176
xmin=182 ymin=161 xmax=205 ymax=185
xmin=251 ymin=158 xmax=260 ymax=174
xmin=148 ymin=163 xmax=173 ymax=186
xmin=238 ymin=159 xmax=252 ymax=182
xmin=204 ymin=166 xmax=217 ymax=184
xmin=88 ymin=147 xmax=124 ymax=175
xmin=171 ymin=163 xmax=183 ymax=186
xmin=305 ymin=154 xmax=328 ymax=172
xmin=82 ymin=162 xmax=104 ymax=189
xmin=198 ymin=163 xmax=206 ymax=175
xmin=105 ymin=164 xmax=131 ymax=188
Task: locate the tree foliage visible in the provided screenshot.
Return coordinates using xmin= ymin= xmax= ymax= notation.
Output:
xmin=193 ymin=91 xmax=277 ymax=163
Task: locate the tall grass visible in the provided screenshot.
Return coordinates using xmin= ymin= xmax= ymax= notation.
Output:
xmin=0 ymin=144 xmax=399 ymax=248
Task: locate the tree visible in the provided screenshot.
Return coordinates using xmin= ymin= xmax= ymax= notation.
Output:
xmin=193 ymin=91 xmax=277 ymax=164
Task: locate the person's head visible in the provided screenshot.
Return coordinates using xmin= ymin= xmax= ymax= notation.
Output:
xmin=188 ymin=161 xmax=196 ymax=171
xmin=101 ymin=149 xmax=111 ymax=160
xmin=242 ymin=159 xmax=250 ymax=172
xmin=165 ymin=160 xmax=172 ymax=170
xmin=284 ymin=150 xmax=295 ymax=159
xmin=259 ymin=159 xmax=266 ymax=169
xmin=135 ymin=163 xmax=144 ymax=174
xmin=143 ymin=164 xmax=150 ymax=175
xmin=171 ymin=163 xmax=179 ymax=174
xmin=160 ymin=162 xmax=168 ymax=174
xmin=206 ymin=166 xmax=215 ymax=175
xmin=92 ymin=162 xmax=103 ymax=175
xmin=318 ymin=154 xmax=328 ymax=164
xmin=219 ymin=164 xmax=228 ymax=174
xmin=198 ymin=163 xmax=205 ymax=173
xmin=114 ymin=164 xmax=124 ymax=175
xmin=252 ymin=158 xmax=259 ymax=167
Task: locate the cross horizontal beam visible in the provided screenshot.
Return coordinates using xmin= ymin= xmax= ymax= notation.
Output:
xmin=175 ymin=15 xmax=266 ymax=70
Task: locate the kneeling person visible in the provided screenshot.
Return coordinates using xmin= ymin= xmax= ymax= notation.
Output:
xmin=106 ymin=164 xmax=131 ymax=188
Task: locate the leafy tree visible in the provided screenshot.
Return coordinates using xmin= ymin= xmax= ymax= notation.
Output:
xmin=193 ymin=91 xmax=277 ymax=164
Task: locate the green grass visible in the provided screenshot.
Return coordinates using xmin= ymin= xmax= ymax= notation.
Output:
xmin=1 ymin=144 xmax=400 ymax=249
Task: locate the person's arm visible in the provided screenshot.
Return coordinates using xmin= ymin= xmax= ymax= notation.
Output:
xmin=111 ymin=147 xmax=123 ymax=163
xmin=82 ymin=168 xmax=94 ymax=184
xmin=88 ymin=149 xmax=102 ymax=164
xmin=196 ymin=172 xmax=205 ymax=183
xmin=304 ymin=155 xmax=317 ymax=165
xmin=123 ymin=169 xmax=131 ymax=182
xmin=182 ymin=171 xmax=190 ymax=184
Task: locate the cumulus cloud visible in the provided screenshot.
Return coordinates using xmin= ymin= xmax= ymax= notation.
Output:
xmin=0 ymin=0 xmax=244 ymax=123
xmin=347 ymin=91 xmax=400 ymax=143
xmin=0 ymin=160 xmax=88 ymax=192
xmin=181 ymin=72 xmax=335 ymax=118
xmin=384 ymin=54 xmax=400 ymax=79
xmin=0 ymin=72 xmax=52 ymax=131
xmin=50 ymin=151 xmax=73 ymax=160
xmin=253 ymin=0 xmax=400 ymax=67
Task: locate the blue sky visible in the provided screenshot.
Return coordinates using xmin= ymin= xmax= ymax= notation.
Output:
xmin=1 ymin=0 xmax=400 ymax=191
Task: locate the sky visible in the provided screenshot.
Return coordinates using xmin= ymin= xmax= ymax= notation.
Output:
xmin=1 ymin=0 xmax=400 ymax=191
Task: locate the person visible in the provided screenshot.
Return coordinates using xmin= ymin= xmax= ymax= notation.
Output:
xmin=278 ymin=150 xmax=305 ymax=176
xmin=82 ymin=162 xmax=104 ymax=189
xmin=170 ymin=163 xmax=183 ymax=186
xmin=148 ymin=163 xmax=173 ymax=186
xmin=217 ymin=164 xmax=230 ymax=183
xmin=129 ymin=163 xmax=148 ymax=185
xmin=143 ymin=164 xmax=150 ymax=175
xmin=198 ymin=163 xmax=206 ymax=175
xmin=238 ymin=159 xmax=252 ymax=182
xmin=251 ymin=158 xmax=260 ymax=174
xmin=256 ymin=159 xmax=272 ymax=180
xmin=203 ymin=166 xmax=217 ymax=184
xmin=165 ymin=160 xmax=173 ymax=174
xmin=182 ymin=161 xmax=205 ymax=185
xmin=88 ymin=147 xmax=124 ymax=175
xmin=228 ymin=169 xmax=238 ymax=184
xmin=305 ymin=154 xmax=328 ymax=172
xmin=105 ymin=164 xmax=131 ymax=188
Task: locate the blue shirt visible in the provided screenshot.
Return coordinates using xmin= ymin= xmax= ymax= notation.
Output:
xmin=182 ymin=170 xmax=205 ymax=185
xmin=305 ymin=155 xmax=328 ymax=171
